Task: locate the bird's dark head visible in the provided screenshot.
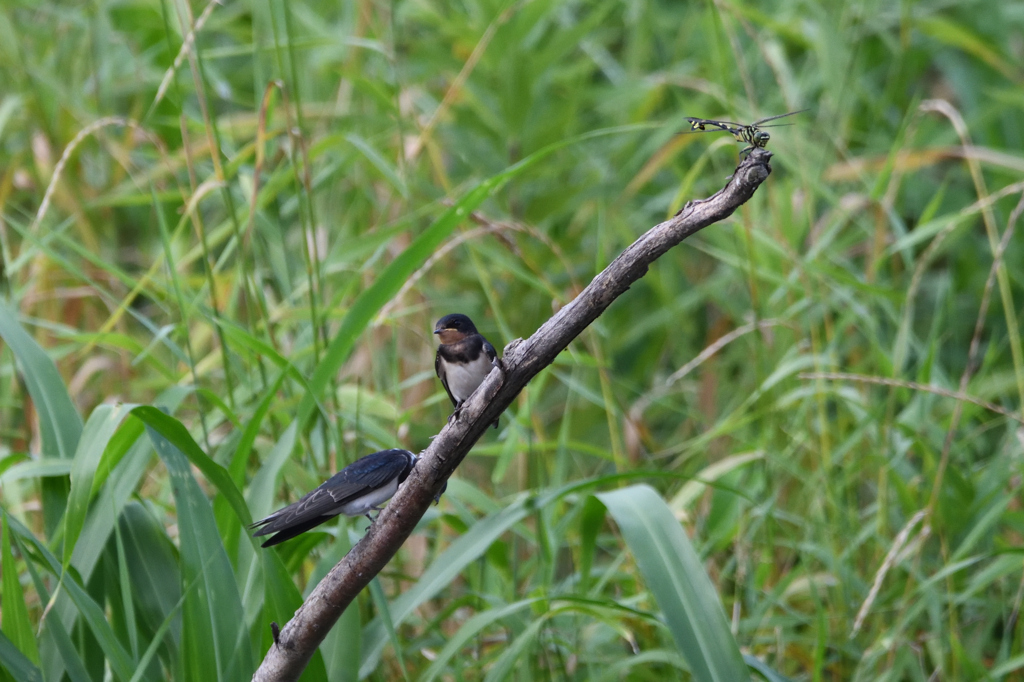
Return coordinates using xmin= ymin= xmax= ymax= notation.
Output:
xmin=434 ymin=313 xmax=478 ymax=344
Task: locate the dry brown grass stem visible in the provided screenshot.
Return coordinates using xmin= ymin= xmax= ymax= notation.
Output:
xmin=851 ymin=509 xmax=928 ymax=636
xmin=799 ymin=372 xmax=1022 ymax=424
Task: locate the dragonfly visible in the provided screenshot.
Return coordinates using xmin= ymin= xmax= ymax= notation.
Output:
xmin=685 ymin=109 xmax=808 ymax=157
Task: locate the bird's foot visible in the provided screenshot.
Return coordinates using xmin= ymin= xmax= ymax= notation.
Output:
xmin=448 ymin=401 xmax=465 ymax=425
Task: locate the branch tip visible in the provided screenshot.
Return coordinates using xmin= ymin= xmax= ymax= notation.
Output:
xmin=251 ymin=150 xmax=775 ymax=682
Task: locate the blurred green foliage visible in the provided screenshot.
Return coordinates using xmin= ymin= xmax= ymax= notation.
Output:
xmin=1 ymin=0 xmax=1023 ymax=679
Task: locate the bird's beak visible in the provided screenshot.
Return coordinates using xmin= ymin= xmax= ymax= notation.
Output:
xmin=433 ymin=328 xmax=442 ymax=335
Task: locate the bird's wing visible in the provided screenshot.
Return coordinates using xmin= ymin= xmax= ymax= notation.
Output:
xmin=480 ymin=336 xmax=501 ymax=429
xmin=332 ymin=449 xmax=413 ymax=492
xmin=251 ymin=450 xmax=412 ymax=538
xmin=481 ymin=337 xmax=498 ymax=364
xmin=751 ymin=109 xmax=808 ymax=126
xmin=435 ymin=349 xmax=458 ymax=407
xmin=250 ymin=482 xmax=343 ymax=536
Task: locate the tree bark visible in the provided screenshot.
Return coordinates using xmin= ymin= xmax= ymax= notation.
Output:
xmin=252 ymin=148 xmax=773 ymax=681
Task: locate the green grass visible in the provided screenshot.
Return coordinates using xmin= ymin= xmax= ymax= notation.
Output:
xmin=2 ymin=0 xmax=1023 ymax=680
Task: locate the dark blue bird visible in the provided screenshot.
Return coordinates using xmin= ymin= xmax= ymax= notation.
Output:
xmin=251 ymin=449 xmax=438 ymax=547
xmin=434 ymin=314 xmax=503 ymax=429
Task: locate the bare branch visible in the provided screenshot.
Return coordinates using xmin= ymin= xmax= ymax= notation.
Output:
xmin=252 ymin=148 xmax=774 ymax=681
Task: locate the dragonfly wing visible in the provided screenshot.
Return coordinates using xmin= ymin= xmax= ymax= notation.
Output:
xmin=750 ymin=109 xmax=809 ymax=126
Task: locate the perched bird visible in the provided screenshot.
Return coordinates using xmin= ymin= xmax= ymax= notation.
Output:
xmin=251 ymin=449 xmax=438 ymax=548
xmin=434 ymin=313 xmax=503 ymax=428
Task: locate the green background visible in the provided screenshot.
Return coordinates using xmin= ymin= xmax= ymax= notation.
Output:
xmin=1 ymin=0 xmax=1022 ymax=679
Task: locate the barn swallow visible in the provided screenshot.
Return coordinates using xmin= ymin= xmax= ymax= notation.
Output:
xmin=434 ymin=313 xmax=503 ymax=429
xmin=251 ymin=448 xmax=443 ymax=548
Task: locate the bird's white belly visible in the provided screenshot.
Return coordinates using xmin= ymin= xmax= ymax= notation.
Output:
xmin=338 ymin=476 xmax=400 ymax=516
xmin=446 ymin=355 xmax=492 ymax=402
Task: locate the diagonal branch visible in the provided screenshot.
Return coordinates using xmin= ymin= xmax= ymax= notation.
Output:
xmin=252 ymin=148 xmax=774 ymax=681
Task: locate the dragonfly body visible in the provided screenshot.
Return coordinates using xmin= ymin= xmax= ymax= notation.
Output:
xmin=685 ymin=109 xmax=807 ymax=157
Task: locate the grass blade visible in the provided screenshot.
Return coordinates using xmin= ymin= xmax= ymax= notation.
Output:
xmin=0 ymin=459 xmax=72 ymax=484
xmin=144 ymin=422 xmax=255 ymax=681
xmin=0 ymin=298 xmax=83 ymax=459
xmin=117 ymin=502 xmax=183 ymax=660
xmin=6 ymin=514 xmax=135 ymax=681
xmin=258 ymin=549 xmax=329 ymax=682
xmin=417 ymin=599 xmax=540 ymax=682
xmin=596 ymin=485 xmax=748 ymax=682
xmin=295 ymin=128 xmax=624 ymax=429
xmin=132 ymin=406 xmax=251 ymax=527
xmin=0 ymin=630 xmax=43 ymax=682
xmin=1 ymin=512 xmax=40 ymax=666
xmin=0 ymin=298 xmax=83 ymax=537
xmin=69 ymin=418 xmax=153 ymax=582
xmin=359 ymin=483 xmax=582 ymax=676
xmin=62 ymin=404 xmax=133 ymax=566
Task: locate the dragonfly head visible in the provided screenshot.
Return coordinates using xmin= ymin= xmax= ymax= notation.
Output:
xmin=754 ymin=130 xmax=770 ymax=147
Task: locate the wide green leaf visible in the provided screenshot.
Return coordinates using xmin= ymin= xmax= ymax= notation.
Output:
xmin=0 ymin=629 xmax=42 ymax=682
xmin=62 ymin=403 xmax=133 ymax=566
xmin=144 ymin=422 xmax=255 ymax=681
xmin=116 ymin=503 xmax=183 ymax=658
xmin=6 ymin=514 xmax=136 ymax=681
xmin=596 ymin=485 xmax=749 ymax=682
xmin=132 ymin=406 xmax=251 ymax=527
xmin=1 ymin=512 xmax=40 ymax=667
xmin=0 ymin=298 xmax=83 ymax=538
xmin=0 ymin=298 xmax=83 ymax=459
xmin=69 ymin=416 xmax=154 ymax=581
xmin=245 ymin=421 xmax=298 ymax=520
xmin=0 ymin=459 xmax=72 ymax=483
